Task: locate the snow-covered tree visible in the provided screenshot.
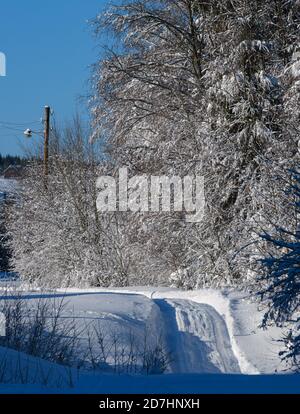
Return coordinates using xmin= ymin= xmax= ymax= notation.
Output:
xmin=90 ymin=0 xmax=210 ymax=287
xmin=90 ymin=0 xmax=300 ymax=287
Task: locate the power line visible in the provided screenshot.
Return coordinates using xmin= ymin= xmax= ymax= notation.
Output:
xmin=0 ymin=119 xmax=41 ymax=126
xmin=0 ymin=121 xmax=41 ymax=135
xmin=0 ymin=122 xmax=43 ymax=135
xmin=0 ymin=125 xmax=26 ymax=133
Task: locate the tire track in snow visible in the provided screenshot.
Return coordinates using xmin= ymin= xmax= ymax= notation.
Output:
xmin=155 ymin=299 xmax=240 ymax=374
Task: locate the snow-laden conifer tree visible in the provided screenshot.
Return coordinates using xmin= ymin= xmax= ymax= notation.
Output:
xmin=258 ymin=170 xmax=300 ymax=370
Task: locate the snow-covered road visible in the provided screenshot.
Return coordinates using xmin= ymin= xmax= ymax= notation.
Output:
xmin=0 ymin=284 xmax=287 ymax=377
xmin=155 ymin=299 xmax=240 ymax=374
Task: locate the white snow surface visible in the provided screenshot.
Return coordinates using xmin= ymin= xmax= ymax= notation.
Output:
xmin=0 ymin=284 xmax=293 ymax=393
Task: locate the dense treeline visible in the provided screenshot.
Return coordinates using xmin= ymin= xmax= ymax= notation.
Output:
xmin=0 ymin=153 xmax=27 ymax=174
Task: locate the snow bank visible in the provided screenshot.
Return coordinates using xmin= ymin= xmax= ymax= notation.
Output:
xmin=0 ymin=346 xmax=76 ymax=388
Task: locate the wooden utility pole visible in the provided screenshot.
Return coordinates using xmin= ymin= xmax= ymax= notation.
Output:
xmin=44 ymin=106 xmax=50 ymax=184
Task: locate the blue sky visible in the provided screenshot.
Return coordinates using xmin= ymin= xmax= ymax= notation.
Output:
xmin=0 ymin=0 xmax=108 ymax=156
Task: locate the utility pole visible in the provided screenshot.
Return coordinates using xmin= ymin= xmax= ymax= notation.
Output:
xmin=44 ymin=106 xmax=50 ymax=185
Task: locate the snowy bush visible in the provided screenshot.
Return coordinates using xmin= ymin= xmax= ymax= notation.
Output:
xmin=0 ymin=292 xmax=82 ymax=367
xmin=86 ymin=322 xmax=171 ymax=375
xmin=7 ymin=121 xmax=139 ymax=287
